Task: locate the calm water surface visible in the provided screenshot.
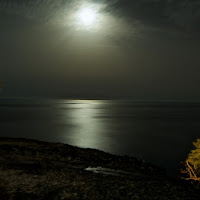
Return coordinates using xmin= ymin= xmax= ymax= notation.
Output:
xmin=1 ymin=99 xmax=200 ymax=175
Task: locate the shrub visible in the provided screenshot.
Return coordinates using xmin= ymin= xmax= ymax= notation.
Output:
xmin=181 ymin=139 xmax=200 ymax=183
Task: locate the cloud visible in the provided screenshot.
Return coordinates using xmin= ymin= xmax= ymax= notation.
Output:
xmin=0 ymin=0 xmax=200 ymax=47
xmin=1 ymin=1 xmax=199 ymax=31
xmin=1 ymin=0 xmax=200 ymax=31
xmin=109 ymin=0 xmax=200 ymax=35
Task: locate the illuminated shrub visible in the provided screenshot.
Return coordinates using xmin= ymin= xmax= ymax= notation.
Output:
xmin=181 ymin=139 xmax=200 ymax=183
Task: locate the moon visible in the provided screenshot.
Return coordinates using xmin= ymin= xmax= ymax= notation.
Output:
xmin=78 ymin=7 xmax=97 ymax=26
xmin=73 ymin=3 xmax=104 ymax=31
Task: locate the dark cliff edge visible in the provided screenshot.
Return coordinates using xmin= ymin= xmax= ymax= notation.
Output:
xmin=0 ymin=137 xmax=199 ymax=200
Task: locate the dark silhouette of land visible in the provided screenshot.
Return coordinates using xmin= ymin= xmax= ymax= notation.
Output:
xmin=0 ymin=137 xmax=199 ymax=200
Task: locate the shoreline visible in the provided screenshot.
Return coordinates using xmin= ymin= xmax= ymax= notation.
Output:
xmin=0 ymin=137 xmax=198 ymax=199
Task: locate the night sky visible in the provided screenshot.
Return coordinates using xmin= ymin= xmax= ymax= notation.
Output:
xmin=0 ymin=0 xmax=200 ymax=99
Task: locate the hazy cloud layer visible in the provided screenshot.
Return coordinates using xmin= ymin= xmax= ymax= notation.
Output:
xmin=111 ymin=0 xmax=200 ymax=31
xmin=0 ymin=0 xmax=200 ymax=99
xmin=1 ymin=0 xmax=200 ymax=38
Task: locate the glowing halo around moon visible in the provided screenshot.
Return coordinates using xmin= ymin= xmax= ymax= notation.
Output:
xmin=77 ymin=7 xmax=97 ymax=26
xmin=73 ymin=3 xmax=105 ymax=31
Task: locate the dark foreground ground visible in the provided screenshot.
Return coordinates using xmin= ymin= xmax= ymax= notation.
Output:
xmin=0 ymin=137 xmax=199 ymax=200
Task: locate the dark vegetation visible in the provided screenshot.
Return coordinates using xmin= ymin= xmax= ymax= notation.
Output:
xmin=0 ymin=137 xmax=199 ymax=200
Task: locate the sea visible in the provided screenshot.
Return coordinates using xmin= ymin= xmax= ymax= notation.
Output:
xmin=1 ymin=99 xmax=200 ymax=176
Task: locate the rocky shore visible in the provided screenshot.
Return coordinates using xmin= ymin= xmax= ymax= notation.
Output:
xmin=0 ymin=137 xmax=199 ymax=200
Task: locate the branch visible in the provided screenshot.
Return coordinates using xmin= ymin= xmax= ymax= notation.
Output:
xmin=186 ymin=161 xmax=198 ymax=179
xmin=181 ymin=161 xmax=200 ymax=182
